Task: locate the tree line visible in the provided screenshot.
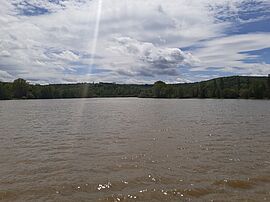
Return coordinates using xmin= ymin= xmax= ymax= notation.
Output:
xmin=0 ymin=78 xmax=150 ymax=100
xmin=0 ymin=76 xmax=270 ymax=100
xmin=142 ymin=76 xmax=270 ymax=99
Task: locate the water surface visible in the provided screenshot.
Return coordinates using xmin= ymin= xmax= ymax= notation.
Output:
xmin=0 ymin=98 xmax=270 ymax=201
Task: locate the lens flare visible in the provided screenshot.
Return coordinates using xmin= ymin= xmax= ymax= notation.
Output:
xmin=78 ymin=0 xmax=103 ymax=124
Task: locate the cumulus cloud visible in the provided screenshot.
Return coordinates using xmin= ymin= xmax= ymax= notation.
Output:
xmin=0 ymin=0 xmax=269 ymax=83
xmin=108 ymin=37 xmax=199 ymax=77
xmin=0 ymin=70 xmax=14 ymax=81
xmin=0 ymin=50 xmax=11 ymax=57
xmin=52 ymin=50 xmax=80 ymax=62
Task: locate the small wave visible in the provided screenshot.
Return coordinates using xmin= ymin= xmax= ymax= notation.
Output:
xmin=213 ymin=179 xmax=254 ymax=189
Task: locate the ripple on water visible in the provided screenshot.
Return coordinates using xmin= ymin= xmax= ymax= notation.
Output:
xmin=252 ymin=175 xmax=270 ymax=184
xmin=213 ymin=179 xmax=254 ymax=189
xmin=212 ymin=176 xmax=270 ymax=191
xmin=104 ymin=163 xmax=140 ymax=172
xmin=1 ymin=99 xmax=270 ymax=201
xmin=0 ymin=190 xmax=17 ymax=201
xmin=99 ymin=187 xmax=214 ymax=201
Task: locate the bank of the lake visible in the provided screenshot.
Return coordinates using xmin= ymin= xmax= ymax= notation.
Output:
xmin=1 ymin=76 xmax=270 ymax=100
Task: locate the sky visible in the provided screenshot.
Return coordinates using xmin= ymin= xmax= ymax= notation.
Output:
xmin=0 ymin=0 xmax=270 ymax=84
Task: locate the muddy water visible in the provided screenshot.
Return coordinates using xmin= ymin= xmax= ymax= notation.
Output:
xmin=0 ymin=98 xmax=269 ymax=201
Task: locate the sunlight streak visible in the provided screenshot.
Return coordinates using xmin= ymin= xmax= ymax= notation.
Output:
xmin=77 ymin=0 xmax=103 ymax=127
xmin=90 ymin=0 xmax=103 ymax=71
xmin=83 ymin=0 xmax=103 ymax=97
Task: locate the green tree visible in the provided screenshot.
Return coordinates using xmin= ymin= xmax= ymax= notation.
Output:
xmin=252 ymin=81 xmax=265 ymax=99
xmin=40 ymin=86 xmax=55 ymax=99
xmin=153 ymin=81 xmax=166 ymax=98
xmin=13 ymin=78 xmax=29 ymax=99
xmin=192 ymin=86 xmax=198 ymax=98
xmin=267 ymin=75 xmax=270 ymax=99
xmin=212 ymin=79 xmax=217 ymax=97
xmin=247 ymin=77 xmax=250 ymax=89
xmin=239 ymin=89 xmax=250 ymax=99
xmin=198 ymin=83 xmax=206 ymax=98
xmin=0 ymin=83 xmax=12 ymax=99
xmin=237 ymin=76 xmax=240 ymax=97
xmin=219 ymin=78 xmax=224 ymax=98
xmin=223 ymin=88 xmax=238 ymax=98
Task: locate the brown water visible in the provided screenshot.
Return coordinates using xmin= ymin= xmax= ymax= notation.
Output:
xmin=0 ymin=98 xmax=270 ymax=202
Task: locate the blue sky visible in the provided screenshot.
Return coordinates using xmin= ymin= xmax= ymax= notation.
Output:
xmin=0 ymin=0 xmax=269 ymax=84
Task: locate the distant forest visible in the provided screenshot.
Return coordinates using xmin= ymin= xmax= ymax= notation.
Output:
xmin=0 ymin=76 xmax=270 ymax=100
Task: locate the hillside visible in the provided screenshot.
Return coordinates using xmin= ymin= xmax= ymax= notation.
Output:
xmin=0 ymin=76 xmax=269 ymax=100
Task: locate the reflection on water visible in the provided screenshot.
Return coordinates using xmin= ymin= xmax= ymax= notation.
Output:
xmin=0 ymin=98 xmax=270 ymax=201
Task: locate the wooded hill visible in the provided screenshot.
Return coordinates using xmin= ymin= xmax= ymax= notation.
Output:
xmin=0 ymin=76 xmax=270 ymax=100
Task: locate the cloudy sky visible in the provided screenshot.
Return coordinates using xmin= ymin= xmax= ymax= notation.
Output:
xmin=0 ymin=0 xmax=270 ymax=84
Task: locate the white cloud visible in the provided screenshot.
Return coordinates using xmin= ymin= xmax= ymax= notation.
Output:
xmin=191 ymin=33 xmax=270 ymax=75
xmin=53 ymin=50 xmax=79 ymax=62
xmin=0 ymin=0 xmax=269 ymax=83
xmin=0 ymin=70 xmax=14 ymax=81
xmin=106 ymin=36 xmax=199 ymax=77
xmin=0 ymin=50 xmax=11 ymax=57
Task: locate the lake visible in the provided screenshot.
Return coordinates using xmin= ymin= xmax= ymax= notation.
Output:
xmin=0 ymin=98 xmax=270 ymax=201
